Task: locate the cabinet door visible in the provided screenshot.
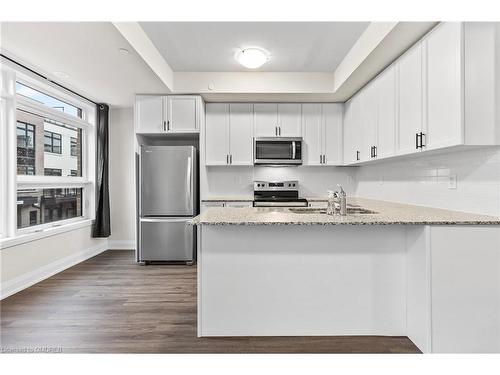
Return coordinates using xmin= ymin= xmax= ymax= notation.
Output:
xmin=302 ymin=104 xmax=322 ymax=165
xmin=201 ymin=201 xmax=225 ymax=213
xmin=205 ymin=103 xmax=229 ymax=166
xmin=278 ymin=103 xmax=302 ymax=137
xmin=425 ymin=22 xmax=463 ymax=150
xmin=224 ymin=201 xmax=253 ymax=208
xmin=398 ymin=42 xmax=423 ymax=155
xmin=167 ymin=96 xmax=198 ymax=133
xmin=322 ymin=103 xmax=343 ymax=165
xmin=136 ymin=95 xmax=165 ymax=133
xmin=376 ymin=65 xmax=397 ymax=159
xmin=254 ymin=103 xmax=278 ymax=137
xmin=343 ymin=98 xmax=361 ymax=164
xmin=360 ymin=86 xmax=378 ymax=162
xmin=229 ymin=103 xmax=253 ymax=165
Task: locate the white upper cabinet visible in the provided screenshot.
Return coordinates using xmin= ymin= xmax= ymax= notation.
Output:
xmin=135 ymin=95 xmax=165 ymax=133
xmin=343 ymin=97 xmax=363 ymax=164
xmin=397 ymin=42 xmax=424 ymax=155
xmin=278 ymin=104 xmax=302 ymax=137
xmin=254 ymin=103 xmax=302 ymax=137
xmin=322 ymin=104 xmax=343 ymax=165
xmin=254 ymin=103 xmax=278 ymax=137
xmin=303 ymin=103 xmax=343 ymax=166
xmin=205 ymin=103 xmax=253 ymax=166
xmin=167 ymin=96 xmax=199 ymax=133
xmin=302 ymin=104 xmax=323 ymax=165
xmin=229 ymin=103 xmax=254 ymax=165
xmin=135 ymin=95 xmax=200 ymax=134
xmin=424 ymin=22 xmax=463 ymax=150
xmin=360 ymin=85 xmax=378 ymax=162
xmin=376 ymin=65 xmax=397 ymax=159
xmin=205 ymin=103 xmax=229 ymax=166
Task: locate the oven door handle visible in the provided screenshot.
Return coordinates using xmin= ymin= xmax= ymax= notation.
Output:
xmin=292 ymin=141 xmax=296 ymax=160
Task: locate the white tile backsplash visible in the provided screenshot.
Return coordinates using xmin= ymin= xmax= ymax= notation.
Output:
xmin=202 ymin=148 xmax=500 ymax=216
xmin=354 ymin=147 xmax=500 ymax=216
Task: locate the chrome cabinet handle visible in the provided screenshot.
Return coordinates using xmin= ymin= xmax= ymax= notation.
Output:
xmin=278 ymin=127 xmax=281 ymax=136
xmin=230 ymin=154 xmax=232 ymax=164
xmin=226 ymin=154 xmax=229 ymax=164
xmin=163 ymin=121 xmax=166 ymax=131
xmin=167 ymin=120 xmax=170 ymax=131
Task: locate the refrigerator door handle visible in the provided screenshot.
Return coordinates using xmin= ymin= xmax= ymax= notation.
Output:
xmin=186 ymin=156 xmax=193 ymax=213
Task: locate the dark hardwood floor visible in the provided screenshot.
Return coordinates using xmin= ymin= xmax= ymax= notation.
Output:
xmin=1 ymin=250 xmax=420 ymax=353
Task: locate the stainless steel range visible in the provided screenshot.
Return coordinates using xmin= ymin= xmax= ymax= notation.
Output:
xmin=253 ymin=180 xmax=308 ymax=207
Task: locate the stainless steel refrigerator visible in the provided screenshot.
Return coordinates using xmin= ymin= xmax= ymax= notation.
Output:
xmin=138 ymin=145 xmax=197 ymax=264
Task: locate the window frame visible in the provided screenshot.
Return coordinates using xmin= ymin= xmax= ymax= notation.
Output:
xmin=44 ymin=130 xmax=62 ymax=154
xmin=0 ymin=60 xmax=97 ymax=245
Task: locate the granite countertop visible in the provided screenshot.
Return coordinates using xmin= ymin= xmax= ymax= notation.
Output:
xmin=191 ymin=197 xmax=500 ymax=226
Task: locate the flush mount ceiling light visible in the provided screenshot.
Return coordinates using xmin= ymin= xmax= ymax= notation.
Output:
xmin=235 ymin=47 xmax=270 ymax=69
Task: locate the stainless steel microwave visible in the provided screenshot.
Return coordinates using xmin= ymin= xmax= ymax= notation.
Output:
xmin=254 ymin=137 xmax=303 ymax=165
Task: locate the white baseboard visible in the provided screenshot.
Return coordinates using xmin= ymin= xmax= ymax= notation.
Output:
xmin=108 ymin=240 xmax=135 ymax=250
xmin=0 ymin=241 xmax=109 ymax=300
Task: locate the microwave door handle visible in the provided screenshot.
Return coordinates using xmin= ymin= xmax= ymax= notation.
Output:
xmin=292 ymin=141 xmax=296 ymax=160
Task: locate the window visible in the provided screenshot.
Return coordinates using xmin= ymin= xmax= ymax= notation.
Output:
xmin=16 ymin=82 xmax=83 ymax=118
xmin=44 ymin=130 xmax=62 ymax=154
xmin=70 ymin=137 xmax=78 ymax=157
xmin=17 ymin=122 xmax=36 ymax=175
xmin=17 ymin=188 xmax=82 ymax=229
xmin=0 ymin=63 xmax=96 ymax=241
xmin=16 ymin=109 xmax=83 ymax=177
xmin=44 ymin=168 xmax=62 ymax=176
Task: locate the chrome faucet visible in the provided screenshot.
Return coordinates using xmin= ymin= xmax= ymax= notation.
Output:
xmin=333 ymin=184 xmax=347 ymax=216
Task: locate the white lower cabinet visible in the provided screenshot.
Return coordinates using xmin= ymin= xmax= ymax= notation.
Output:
xmin=201 ymin=201 xmax=253 ymax=212
xmin=205 ymin=103 xmax=253 ymax=166
xmin=407 ymin=225 xmax=500 ymax=353
xmin=302 ymin=103 xmax=343 ymax=166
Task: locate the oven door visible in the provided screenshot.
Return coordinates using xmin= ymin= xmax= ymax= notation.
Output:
xmin=254 ymin=137 xmax=302 ymax=165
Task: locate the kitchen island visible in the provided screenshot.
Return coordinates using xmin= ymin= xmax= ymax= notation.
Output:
xmin=192 ymin=198 xmax=500 ymax=353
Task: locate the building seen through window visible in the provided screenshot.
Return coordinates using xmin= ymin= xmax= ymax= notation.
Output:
xmin=16 ymin=110 xmax=82 ymax=178
xmin=17 ymin=188 xmax=82 ymax=229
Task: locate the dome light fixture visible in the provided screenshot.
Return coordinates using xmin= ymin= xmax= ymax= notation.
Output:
xmin=235 ymin=47 xmax=270 ymax=69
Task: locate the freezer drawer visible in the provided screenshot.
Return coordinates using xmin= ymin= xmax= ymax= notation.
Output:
xmin=140 ymin=217 xmax=194 ymax=261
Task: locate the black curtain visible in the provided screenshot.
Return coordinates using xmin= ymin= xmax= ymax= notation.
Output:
xmin=92 ymin=104 xmax=111 ymax=237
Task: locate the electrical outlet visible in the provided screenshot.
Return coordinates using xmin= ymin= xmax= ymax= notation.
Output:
xmin=448 ymin=174 xmax=457 ymax=189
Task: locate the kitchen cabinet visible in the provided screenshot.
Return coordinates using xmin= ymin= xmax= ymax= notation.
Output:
xmin=201 ymin=201 xmax=253 ymax=213
xmin=135 ymin=95 xmax=200 ymax=134
xmin=205 ymin=103 xmax=229 ymax=165
xmin=229 ymin=104 xmax=254 ymax=165
xmin=205 ymin=103 xmax=253 ymax=166
xmin=424 ymin=22 xmax=463 ymax=150
xmin=201 ymin=201 xmax=225 ymax=213
xmin=278 ymin=104 xmax=302 ymax=137
xmin=343 ymin=97 xmax=362 ymax=164
xmin=254 ymin=103 xmax=301 ymax=137
xmin=167 ymin=96 xmax=199 ymax=133
xmin=302 ymin=103 xmax=343 ymax=166
xmin=397 ymin=42 xmax=424 ymax=155
xmin=135 ymin=95 xmax=165 ymax=133
xmin=302 ymin=104 xmax=323 ymax=165
xmin=375 ymin=64 xmax=397 ymax=159
xmin=360 ymin=84 xmax=378 ymax=162
xmin=322 ymin=104 xmax=343 ymax=165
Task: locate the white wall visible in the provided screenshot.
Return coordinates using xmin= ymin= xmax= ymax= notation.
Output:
xmin=108 ymin=107 xmax=136 ymax=248
xmin=0 ymin=225 xmax=107 ymax=298
xmin=354 ymin=147 xmax=500 ymax=216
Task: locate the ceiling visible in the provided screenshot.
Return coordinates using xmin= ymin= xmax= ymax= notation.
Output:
xmin=0 ymin=22 xmax=168 ymax=107
xmin=140 ymin=22 xmax=369 ymax=72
